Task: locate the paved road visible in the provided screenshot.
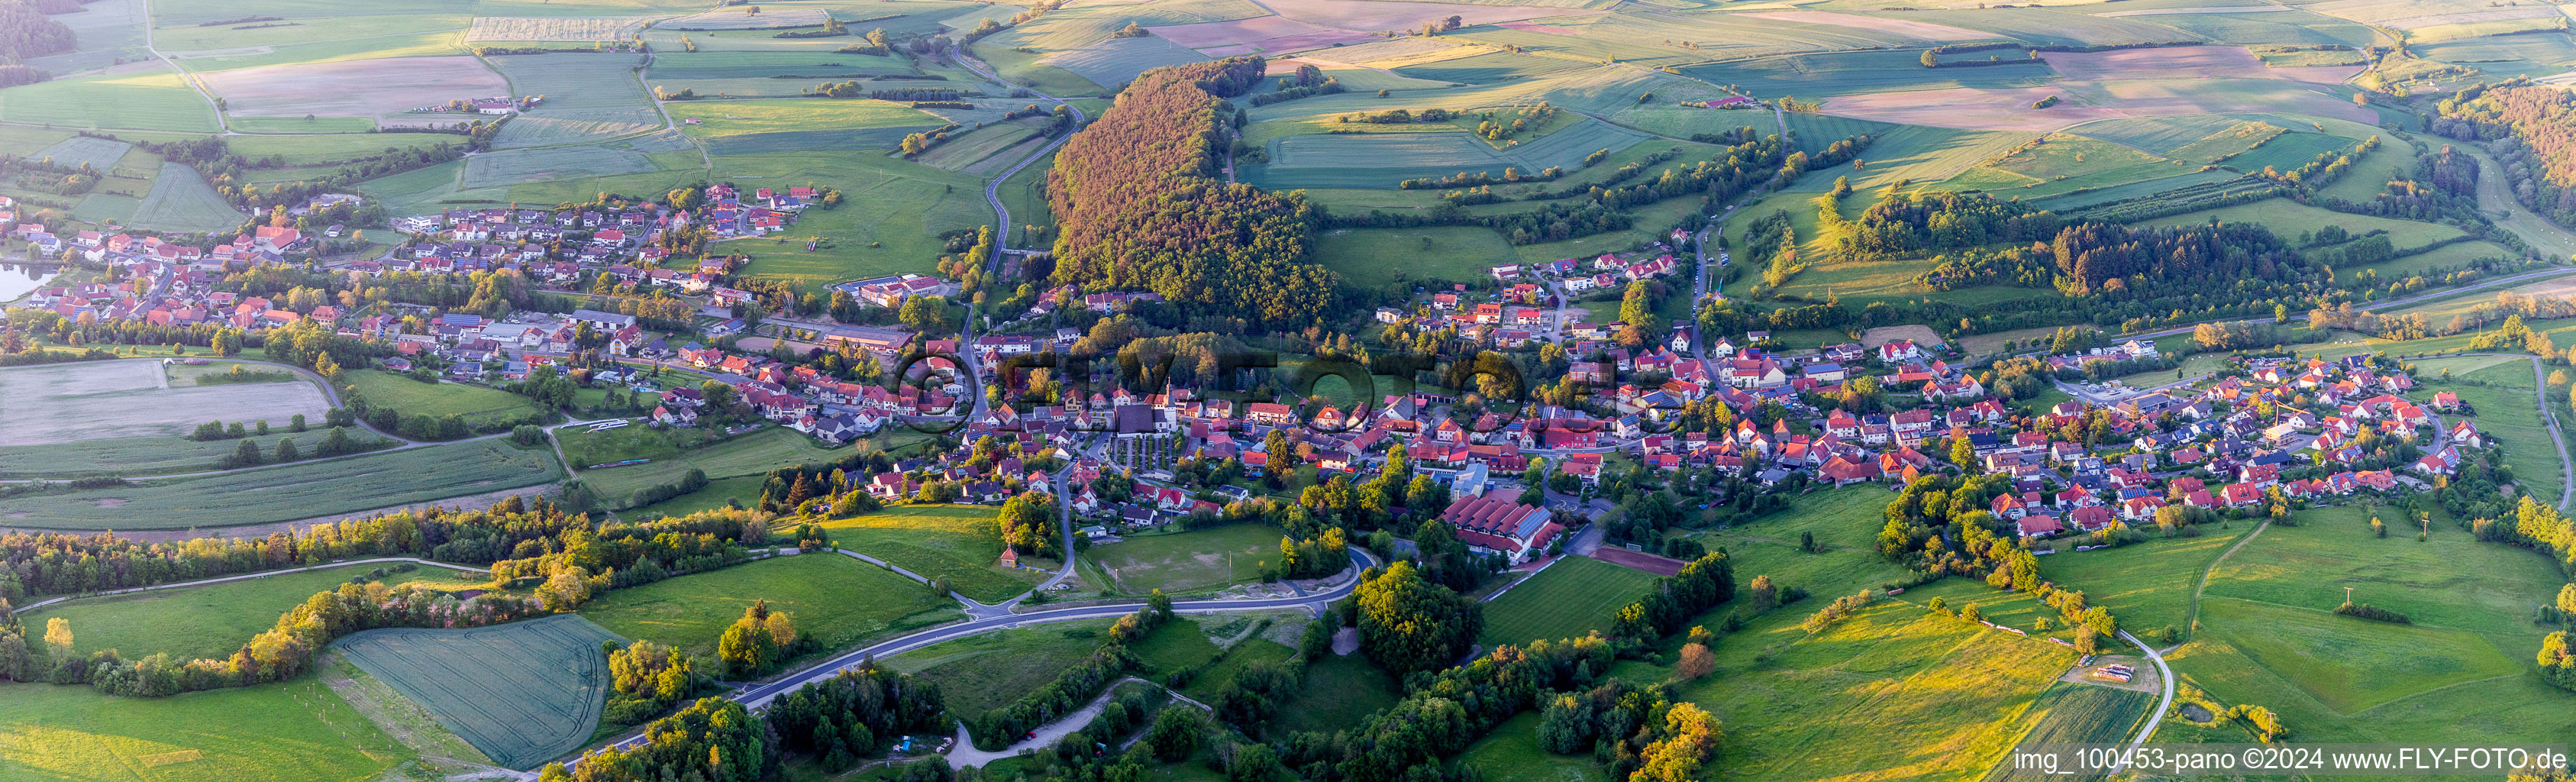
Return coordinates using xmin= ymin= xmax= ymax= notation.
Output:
xmin=951 ymin=47 xmax=1088 ymax=268
xmin=2407 ymin=352 xmax=2576 ymax=509
xmin=2110 ymin=629 xmax=2176 ymax=770
xmin=3 ymin=557 xmax=491 ymax=616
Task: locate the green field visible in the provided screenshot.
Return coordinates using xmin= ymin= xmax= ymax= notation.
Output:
xmin=712 ymin=149 xmax=993 ymax=290
xmin=341 ymin=369 xmax=554 ymax=428
xmin=815 ymin=504 xmax=1048 ymax=603
xmin=128 ymin=163 xmax=244 ymax=231
xmin=579 ymin=553 xmax=960 ymax=663
xmin=20 ymin=562 xmax=486 ymax=666
xmin=488 ymin=53 xmax=663 ymax=148
xmin=2437 ymin=363 xmax=2563 ymax=506
xmin=1269 ymin=651 xmax=1403 ymax=735
xmin=24 ymin=136 xmax=134 ymax=169
xmin=1683 ymin=50 xmax=2058 ymax=99
xmin=1462 ymin=711 xmax=1611 ymax=782
xmin=0 ymin=438 xmax=563 ymax=530
xmin=1311 ymin=225 xmax=1519 ymax=287
xmin=574 ymin=425 xmax=840 ymax=507
xmin=0 ymin=427 xmax=398 ymax=480
xmin=555 ymin=418 xmax=723 ymax=467
xmin=1983 ymin=685 xmax=2158 ymax=781
xmin=882 ymin=618 xmax=1119 ymax=717
xmin=2134 ymin=197 xmax=2466 ymax=247
xmin=334 ymin=614 xmax=624 ymax=769
xmin=1246 ymin=118 xmax=1648 ymax=190
xmin=1083 ymin=523 xmax=1295 ymax=595
xmin=680 ymin=98 xmax=947 ymax=154
xmin=2035 ymin=525 xmax=2255 ymax=638
xmin=1479 ymin=555 xmax=1661 ymax=647
xmin=0 ymin=680 xmax=409 ymax=782
xmin=0 ymin=68 xmax=222 ymax=131
xmin=649 ymin=50 xmax=921 ymax=81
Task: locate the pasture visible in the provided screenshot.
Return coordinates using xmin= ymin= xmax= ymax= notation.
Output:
xmin=340 ymin=369 xmax=554 ymax=428
xmin=1478 ymin=554 xmax=1659 ymax=647
xmin=0 ymin=438 xmax=564 ymax=530
xmin=0 ymin=360 xmax=331 ymax=446
xmin=1083 ymin=523 xmax=1294 ymax=595
xmin=24 ymin=136 xmax=133 ymax=170
xmin=2033 ymin=525 xmax=2255 ymax=638
xmin=0 ymin=680 xmax=408 ymax=782
xmin=487 ymin=53 xmax=663 ymax=148
xmin=715 ymin=149 xmax=992 ymax=289
xmin=334 ymin=614 xmax=624 ymax=769
xmin=579 ymin=553 xmax=960 ymax=663
xmin=814 ymin=504 xmax=1048 ymax=603
xmin=1311 ymin=225 xmax=1519 ymax=286
xmin=880 ymin=618 xmax=1121 ymax=717
xmin=573 ymin=425 xmax=840 ymax=507
xmin=20 ymin=562 xmax=486 ymax=666
xmin=0 ymin=66 xmax=222 ymax=132
xmin=130 ymin=163 xmax=244 ymax=231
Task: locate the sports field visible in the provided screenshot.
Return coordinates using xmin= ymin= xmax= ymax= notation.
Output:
xmin=0 ymin=680 xmax=409 ymax=782
xmin=334 ymin=614 xmax=623 ymax=769
xmin=815 ymin=504 xmax=1049 ymax=603
xmin=1083 ymin=523 xmax=1296 ymax=595
xmin=0 ymin=438 xmax=564 ymax=530
xmin=0 ymin=360 xmax=331 ymax=447
xmin=580 ymin=553 xmax=961 ymax=664
xmin=18 ymin=562 xmax=486 ymax=666
xmin=340 ymin=369 xmax=554 ymax=428
xmin=1479 ymin=555 xmax=1659 ymax=647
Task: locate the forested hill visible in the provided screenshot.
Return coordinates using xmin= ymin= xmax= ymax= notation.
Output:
xmin=1045 ymin=56 xmax=1340 ymax=328
xmin=2435 ymin=79 xmax=2576 ymax=226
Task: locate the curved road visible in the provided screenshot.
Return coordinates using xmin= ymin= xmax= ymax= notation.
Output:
xmin=949 ymin=47 xmax=1089 ymax=267
xmin=2111 ymin=629 xmax=2176 ymax=769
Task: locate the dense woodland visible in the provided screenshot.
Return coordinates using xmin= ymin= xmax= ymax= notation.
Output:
xmin=2434 ymin=82 xmax=2576 ymax=226
xmin=1045 ymin=57 xmax=1340 ymax=328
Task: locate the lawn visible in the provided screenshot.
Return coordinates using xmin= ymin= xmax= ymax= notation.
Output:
xmin=0 ymin=680 xmax=410 ymax=782
xmin=576 ymin=425 xmax=841 ymax=508
xmin=1084 ymin=523 xmax=1293 ymax=596
xmin=815 ymin=504 xmax=1048 ymax=603
xmin=1311 ymin=226 xmax=1519 ymax=288
xmin=1479 ymin=555 xmax=1660 ymax=648
xmin=580 ymin=553 xmax=960 ymax=663
xmin=19 ymin=561 xmax=487 ymax=666
xmin=0 ymin=438 xmax=564 ymax=530
xmin=340 ymin=369 xmax=554 ymax=428
xmin=333 ymin=614 xmax=624 ymax=769
xmin=881 ymin=619 xmax=1120 ymax=717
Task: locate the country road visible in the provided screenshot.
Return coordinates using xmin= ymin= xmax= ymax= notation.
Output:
xmin=950 ymin=47 xmax=1087 ymax=267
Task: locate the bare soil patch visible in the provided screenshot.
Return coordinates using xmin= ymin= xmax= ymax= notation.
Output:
xmin=199 ymin=56 xmax=507 ymax=121
xmin=1861 ymin=324 xmax=1942 ymax=349
xmin=1257 ymin=0 xmax=1605 ymax=31
xmin=1742 ymin=10 xmax=1988 ymax=40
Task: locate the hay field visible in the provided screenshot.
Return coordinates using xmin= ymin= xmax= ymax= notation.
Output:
xmin=0 ymin=680 xmax=408 ymax=782
xmin=460 ymin=144 xmax=661 ymax=189
xmin=0 ymin=66 xmax=222 ymax=131
xmin=580 ymin=552 xmax=963 ymax=661
xmin=0 ymin=360 xmax=330 ymax=446
xmin=199 ymin=55 xmax=507 ymax=124
xmin=131 ymin=163 xmax=246 ymax=231
xmin=334 ymin=614 xmax=622 ymax=769
xmin=815 ymin=504 xmax=1049 ymax=603
xmin=466 ymin=16 xmax=654 ymax=41
xmin=24 ymin=136 xmax=134 ymax=169
xmin=488 ymin=53 xmax=663 ymax=148
xmin=663 ymin=6 xmax=831 ymax=28
xmin=0 ymin=439 xmax=565 ymax=531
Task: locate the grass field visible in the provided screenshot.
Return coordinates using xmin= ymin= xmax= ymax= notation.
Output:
xmin=1083 ymin=523 xmax=1293 ymax=595
xmin=580 ymin=553 xmax=960 ymax=663
xmin=679 ymin=98 xmax=947 ymax=154
xmin=488 ymin=53 xmax=663 ymax=148
xmin=1310 ymin=225 xmax=1518 ymax=287
xmin=1479 ymin=555 xmax=1660 ymax=647
xmin=815 ymin=504 xmax=1048 ymax=603
xmin=1684 ymin=50 xmax=2058 ymax=100
xmin=2034 ymin=525 xmax=2256 ymax=638
xmin=0 ymin=680 xmax=410 ymax=782
xmin=0 ymin=428 xmax=397 ymax=480
xmin=2133 ymin=197 xmax=2466 ymax=247
xmin=24 ymin=136 xmax=134 ymax=169
xmin=341 ymin=369 xmax=554 ymax=428
xmin=882 ymin=618 xmax=1119 ymax=717
xmin=712 ymin=149 xmax=992 ymax=290
xmin=20 ymin=562 xmax=486 ymax=666
xmin=2438 ymin=363 xmax=2563 ymax=506
xmin=0 ymin=67 xmax=222 ymax=131
xmin=1462 ymin=711 xmax=1609 ymax=782
xmin=128 ymin=163 xmax=244 ymax=231
xmin=555 ymin=420 xmax=721 ymax=467
xmin=0 ymin=438 xmax=563 ymax=530
xmin=334 ymin=614 xmax=622 ymax=769
xmin=1982 ymin=685 xmax=2157 ymax=781
xmin=1269 ymin=651 xmax=1402 ymax=735
xmin=575 ymin=425 xmax=839 ymax=507
xmin=460 ymin=143 xmax=662 ymax=189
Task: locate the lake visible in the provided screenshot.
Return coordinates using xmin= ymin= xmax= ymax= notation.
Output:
xmin=0 ymin=263 xmax=59 ymax=302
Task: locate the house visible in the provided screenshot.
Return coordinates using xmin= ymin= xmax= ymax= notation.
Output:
xmin=1438 ymin=490 xmax=1560 ymax=565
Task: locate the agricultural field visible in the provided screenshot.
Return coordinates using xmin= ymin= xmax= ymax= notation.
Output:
xmin=1081 ymin=523 xmax=1296 ymax=595
xmin=2032 ymin=525 xmax=2256 ymax=638
xmin=0 ymin=428 xmax=395 ymax=480
xmin=579 ymin=553 xmax=961 ymax=663
xmin=1938 ymin=134 xmax=2199 ymax=200
xmin=0 ymin=359 xmax=331 ymax=447
xmin=0 ymin=66 xmax=223 ymax=131
xmin=1682 ymin=50 xmax=2058 ymax=100
xmin=573 ymin=424 xmax=841 ymax=506
xmin=197 ymin=56 xmax=508 ymax=128
xmin=0 ymin=680 xmax=412 ymax=782
xmin=334 ymin=614 xmax=625 ymax=768
xmin=678 ymin=98 xmax=949 ymax=155
xmin=2135 ymin=197 xmax=2468 ymax=247
xmin=1983 ymin=685 xmax=2158 ymax=780
xmin=814 ymin=504 xmax=1048 ymax=603
xmin=18 ymin=562 xmax=488 ymax=666
xmin=1478 ymin=555 xmax=1660 ymax=647
xmin=128 ymin=163 xmax=245 ymax=231
xmin=715 ymin=149 xmax=993 ymax=289
xmin=1245 ymin=118 xmax=1647 ymax=190
xmin=0 ymin=438 xmax=564 ymax=530
xmin=487 ymin=53 xmax=664 ymax=148
xmin=24 ymin=136 xmax=134 ymax=170
xmin=338 ymin=369 xmax=554 ymax=428
xmin=1310 ymin=225 xmax=1519 ymax=286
